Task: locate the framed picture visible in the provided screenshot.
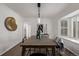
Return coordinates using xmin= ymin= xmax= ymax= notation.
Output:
xmin=5 ymin=17 xmax=17 ymax=31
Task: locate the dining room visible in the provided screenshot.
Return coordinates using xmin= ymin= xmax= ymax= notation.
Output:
xmin=0 ymin=3 xmax=79 ymax=56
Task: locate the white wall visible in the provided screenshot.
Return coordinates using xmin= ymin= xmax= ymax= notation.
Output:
xmin=23 ymin=18 xmax=38 ymax=36
xmin=23 ymin=18 xmax=54 ymax=39
xmin=40 ymin=18 xmax=54 ymax=39
xmin=0 ymin=4 xmax=24 ymax=55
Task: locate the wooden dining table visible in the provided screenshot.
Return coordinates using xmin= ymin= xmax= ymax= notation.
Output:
xmin=20 ymin=39 xmax=57 ymax=56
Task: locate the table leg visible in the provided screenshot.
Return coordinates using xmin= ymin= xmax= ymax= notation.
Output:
xmin=39 ymin=48 xmax=41 ymax=53
xmin=30 ymin=48 xmax=31 ymax=55
xmin=21 ymin=47 xmax=26 ymax=56
xmin=46 ymin=48 xmax=48 ymax=55
xmin=52 ymin=47 xmax=55 ymax=56
xmin=34 ymin=48 xmax=35 ymax=53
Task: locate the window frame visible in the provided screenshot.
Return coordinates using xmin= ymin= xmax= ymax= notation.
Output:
xmin=59 ymin=14 xmax=79 ymax=40
xmin=60 ymin=19 xmax=68 ymax=37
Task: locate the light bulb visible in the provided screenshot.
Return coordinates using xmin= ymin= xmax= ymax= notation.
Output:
xmin=37 ymin=18 xmax=40 ymax=24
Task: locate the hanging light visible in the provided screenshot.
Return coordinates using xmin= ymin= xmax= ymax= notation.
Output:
xmin=37 ymin=3 xmax=41 ymax=24
xmin=37 ymin=17 xmax=40 ymax=24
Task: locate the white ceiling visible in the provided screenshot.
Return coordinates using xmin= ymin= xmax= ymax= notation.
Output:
xmin=4 ymin=3 xmax=68 ymax=18
xmin=5 ymin=3 xmax=38 ymax=18
xmin=40 ymin=3 xmax=68 ymax=18
xmin=4 ymin=3 xmax=79 ymax=19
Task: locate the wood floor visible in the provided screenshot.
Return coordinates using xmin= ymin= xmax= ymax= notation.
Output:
xmin=2 ymin=39 xmax=76 ymax=56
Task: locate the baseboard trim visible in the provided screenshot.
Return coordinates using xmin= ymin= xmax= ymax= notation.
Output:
xmin=1 ymin=40 xmax=22 ymax=56
xmin=66 ymin=48 xmax=78 ymax=56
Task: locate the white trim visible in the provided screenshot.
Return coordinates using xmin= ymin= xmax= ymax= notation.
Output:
xmin=60 ymin=9 xmax=79 ymax=20
xmin=76 ymin=16 xmax=78 ymax=39
xmin=66 ymin=47 xmax=78 ymax=56
xmin=58 ymin=20 xmax=60 ymax=36
xmin=76 ymin=16 xmax=79 ymax=39
xmin=59 ymin=36 xmax=79 ymax=44
xmin=0 ymin=40 xmax=22 ymax=55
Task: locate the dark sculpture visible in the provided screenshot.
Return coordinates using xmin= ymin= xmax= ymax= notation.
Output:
xmin=36 ymin=24 xmax=43 ymax=39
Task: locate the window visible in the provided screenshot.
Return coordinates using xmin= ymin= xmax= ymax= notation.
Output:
xmin=71 ymin=16 xmax=77 ymax=38
xmin=73 ymin=21 xmax=76 ymax=37
xmin=23 ymin=23 xmax=31 ymax=39
xmin=77 ymin=16 xmax=79 ymax=38
xmin=59 ymin=15 xmax=79 ymax=39
xmin=60 ymin=20 xmax=68 ymax=36
xmin=59 ymin=9 xmax=79 ymax=40
xmin=78 ymin=22 xmax=79 ymax=38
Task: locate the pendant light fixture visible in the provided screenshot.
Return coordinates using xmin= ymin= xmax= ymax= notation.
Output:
xmin=37 ymin=3 xmax=41 ymax=24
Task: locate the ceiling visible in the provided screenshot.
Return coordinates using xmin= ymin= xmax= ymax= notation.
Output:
xmin=4 ymin=3 xmax=67 ymax=18
xmin=4 ymin=3 xmax=79 ymax=19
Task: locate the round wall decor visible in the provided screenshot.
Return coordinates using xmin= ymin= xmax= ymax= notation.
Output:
xmin=5 ymin=17 xmax=17 ymax=31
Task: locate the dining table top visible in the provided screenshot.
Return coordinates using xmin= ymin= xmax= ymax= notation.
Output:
xmin=21 ymin=39 xmax=57 ymax=47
